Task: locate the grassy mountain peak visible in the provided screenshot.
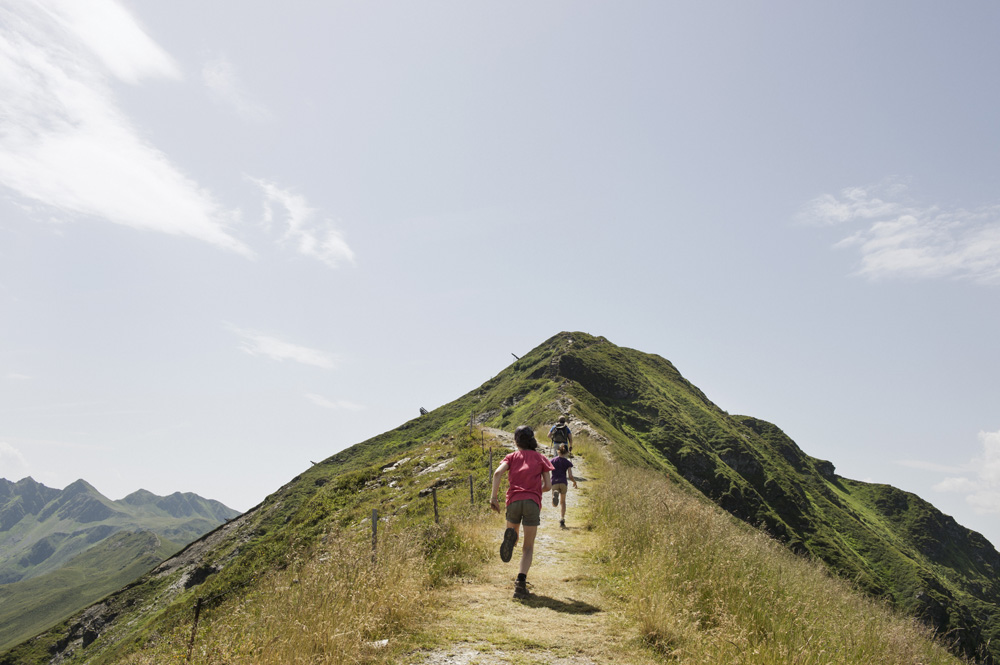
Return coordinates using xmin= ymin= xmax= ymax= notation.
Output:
xmin=0 ymin=479 xmax=240 ymax=585
xmin=2 ymin=331 xmax=996 ymax=663
xmin=0 ymin=478 xmax=240 ymax=653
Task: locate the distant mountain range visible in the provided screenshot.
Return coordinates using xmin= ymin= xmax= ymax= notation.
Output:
xmin=2 ymin=332 xmax=998 ymax=663
xmin=0 ymin=477 xmax=239 ymax=651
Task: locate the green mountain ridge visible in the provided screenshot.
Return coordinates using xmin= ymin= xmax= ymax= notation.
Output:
xmin=0 ymin=478 xmax=239 ymax=585
xmin=0 ymin=478 xmax=240 ymax=654
xmin=2 ymin=332 xmax=997 ymax=663
xmin=551 ymin=334 xmax=999 ymax=660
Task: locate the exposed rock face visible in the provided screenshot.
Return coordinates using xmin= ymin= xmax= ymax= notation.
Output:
xmin=814 ymin=460 xmax=836 ymax=478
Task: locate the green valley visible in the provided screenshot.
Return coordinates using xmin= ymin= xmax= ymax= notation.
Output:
xmin=0 ymin=478 xmax=239 ymax=652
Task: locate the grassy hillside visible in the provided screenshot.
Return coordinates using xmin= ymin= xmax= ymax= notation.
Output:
xmin=3 ymin=331 xmax=995 ymax=663
xmin=0 ymin=530 xmax=177 ymax=653
xmin=0 ymin=413 xmax=512 ymax=663
xmin=0 ymin=479 xmax=239 ymax=658
xmin=10 ymin=432 xmax=969 ymax=665
xmin=0 ymin=479 xmax=239 ymax=584
xmin=581 ymin=434 xmax=963 ymax=664
xmin=547 ymin=332 xmax=1000 ymax=662
xmin=1 ymin=334 xmax=573 ymax=663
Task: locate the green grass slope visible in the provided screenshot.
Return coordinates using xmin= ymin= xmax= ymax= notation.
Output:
xmin=0 ymin=390 xmax=543 ymax=663
xmin=547 ymin=332 xmax=1000 ymax=662
xmin=3 ymin=331 xmax=996 ymax=663
xmin=0 ymin=480 xmax=240 ymax=661
xmin=0 ymin=530 xmax=178 ymax=653
xmin=0 ymin=479 xmax=239 ymax=584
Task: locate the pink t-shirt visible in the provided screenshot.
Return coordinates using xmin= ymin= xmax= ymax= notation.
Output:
xmin=503 ymin=449 xmax=554 ymax=507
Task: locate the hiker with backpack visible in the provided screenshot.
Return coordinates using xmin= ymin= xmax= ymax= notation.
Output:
xmin=489 ymin=425 xmax=553 ymax=599
xmin=548 ymin=416 xmax=573 ymax=456
xmin=550 ymin=444 xmax=577 ymax=529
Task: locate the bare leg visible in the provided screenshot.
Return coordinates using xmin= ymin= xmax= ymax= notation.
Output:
xmin=560 ymin=494 xmax=567 ymax=519
xmin=519 ymin=525 xmax=537 ymax=576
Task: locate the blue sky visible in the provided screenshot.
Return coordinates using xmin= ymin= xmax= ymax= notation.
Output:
xmin=1 ymin=0 xmax=998 ymax=547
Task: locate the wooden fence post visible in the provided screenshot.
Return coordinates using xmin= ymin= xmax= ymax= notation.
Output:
xmin=432 ymin=487 xmax=439 ymax=524
xmin=185 ymin=597 xmax=203 ymax=663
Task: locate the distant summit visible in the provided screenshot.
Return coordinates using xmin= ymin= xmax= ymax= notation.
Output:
xmin=0 ymin=477 xmax=239 ymax=651
xmin=122 ymin=487 xmax=236 ymax=521
xmin=0 ymin=477 xmax=240 ymax=584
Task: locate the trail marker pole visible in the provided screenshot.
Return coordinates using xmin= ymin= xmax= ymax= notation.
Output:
xmin=469 ymin=475 xmax=474 ymax=505
xmin=432 ymin=487 xmax=439 ymax=524
xmin=371 ymin=508 xmax=378 ymax=562
xmin=185 ymin=597 xmax=203 ymax=663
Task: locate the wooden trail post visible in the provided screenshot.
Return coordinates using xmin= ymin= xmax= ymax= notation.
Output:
xmin=185 ymin=597 xmax=203 ymax=663
xmin=432 ymin=487 xmax=439 ymax=524
xmin=469 ymin=475 xmax=474 ymax=505
xmin=371 ymin=508 xmax=378 ymax=562
xmin=488 ymin=448 xmax=493 ymax=488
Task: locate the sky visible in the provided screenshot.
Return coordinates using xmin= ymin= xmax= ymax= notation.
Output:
xmin=1 ymin=1 xmax=999 ymax=547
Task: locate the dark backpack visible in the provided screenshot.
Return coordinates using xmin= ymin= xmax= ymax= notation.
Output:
xmin=551 ymin=424 xmax=569 ymax=443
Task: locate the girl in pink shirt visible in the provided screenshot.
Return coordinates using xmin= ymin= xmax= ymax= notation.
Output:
xmin=490 ymin=425 xmax=553 ymax=599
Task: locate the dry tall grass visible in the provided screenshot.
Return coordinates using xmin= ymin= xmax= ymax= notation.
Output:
xmin=115 ymin=433 xmax=969 ymax=665
xmin=118 ymin=515 xmax=487 ymax=665
xmin=580 ymin=436 xmax=966 ymax=665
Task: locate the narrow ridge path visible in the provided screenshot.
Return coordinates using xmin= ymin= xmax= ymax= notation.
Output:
xmin=405 ymin=438 xmax=660 ymax=665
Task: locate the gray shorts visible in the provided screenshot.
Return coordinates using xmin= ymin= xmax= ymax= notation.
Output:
xmin=506 ymin=499 xmax=541 ymax=527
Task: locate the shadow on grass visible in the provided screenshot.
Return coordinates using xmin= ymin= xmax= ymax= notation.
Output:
xmin=517 ymin=594 xmax=602 ymax=614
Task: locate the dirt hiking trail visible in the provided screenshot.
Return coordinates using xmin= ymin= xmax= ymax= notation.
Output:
xmin=404 ymin=429 xmax=659 ymax=665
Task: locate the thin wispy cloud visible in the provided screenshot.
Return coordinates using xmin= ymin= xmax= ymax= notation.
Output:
xmin=250 ymin=177 xmax=355 ymax=268
xmin=0 ymin=0 xmax=250 ymax=256
xmin=932 ymin=430 xmax=1000 ymax=515
xmin=0 ymin=441 xmax=29 ymax=478
xmin=798 ymin=181 xmax=1000 ymax=285
xmin=202 ymin=55 xmax=271 ymax=123
xmin=230 ymin=326 xmax=339 ymax=369
xmin=40 ymin=0 xmax=180 ymax=83
xmin=305 ymin=393 xmax=364 ymax=411
xmin=796 ymin=181 xmax=909 ymax=227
